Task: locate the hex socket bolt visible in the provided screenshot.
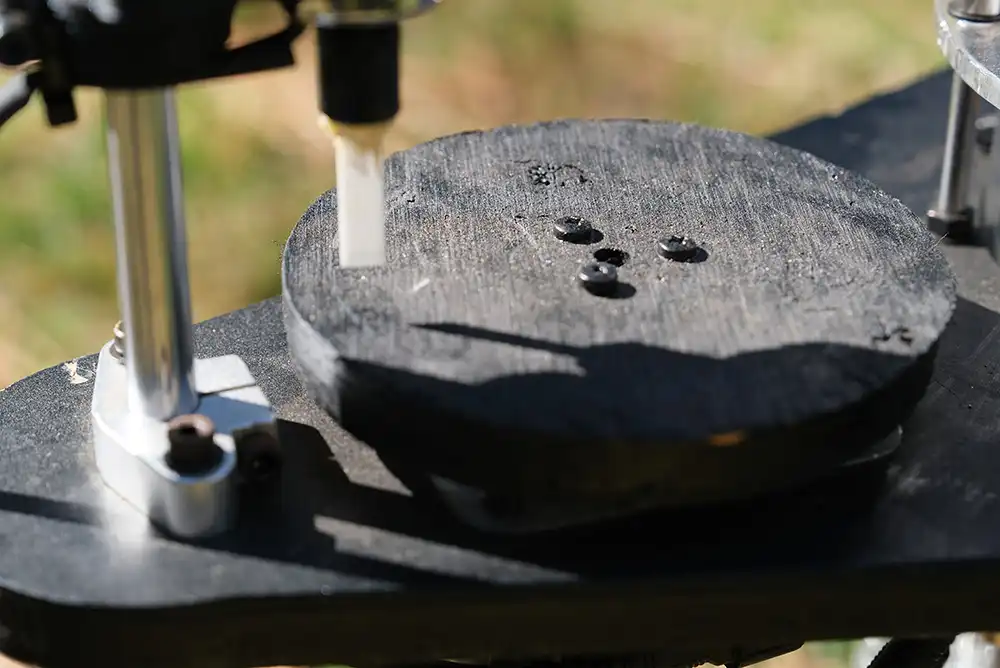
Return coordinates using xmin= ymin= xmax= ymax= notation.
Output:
xmin=166 ymin=414 xmax=223 ymax=475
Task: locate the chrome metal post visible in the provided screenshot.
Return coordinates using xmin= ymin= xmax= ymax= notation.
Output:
xmin=949 ymin=0 xmax=1000 ymax=20
xmin=105 ymin=88 xmax=198 ymax=421
xmin=928 ymin=73 xmax=981 ymax=237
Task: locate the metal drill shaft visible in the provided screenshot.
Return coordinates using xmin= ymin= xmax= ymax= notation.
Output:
xmin=105 ymin=88 xmax=198 ymax=421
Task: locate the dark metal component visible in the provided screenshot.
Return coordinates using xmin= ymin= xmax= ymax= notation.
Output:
xmin=316 ymin=18 xmax=400 ymax=124
xmin=656 ymin=235 xmax=700 ymax=262
xmin=0 ymin=0 xmax=305 ymax=128
xmin=865 ymin=638 xmax=954 ymax=668
xmin=577 ymin=260 xmax=618 ymax=296
xmin=927 ymin=208 xmax=973 ymax=240
xmin=554 ymin=216 xmax=596 ymax=244
xmin=234 ymin=424 xmax=283 ymax=484
xmin=166 ymin=414 xmax=222 ymax=475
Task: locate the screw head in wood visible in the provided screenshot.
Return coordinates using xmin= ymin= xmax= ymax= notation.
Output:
xmin=578 ymin=261 xmax=618 ymax=296
xmin=657 ymin=235 xmax=700 ymax=262
xmin=554 ymin=216 xmax=595 ymax=244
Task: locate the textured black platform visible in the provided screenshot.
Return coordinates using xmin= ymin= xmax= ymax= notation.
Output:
xmin=283 ymin=120 xmax=955 ymax=515
xmin=3 ymin=71 xmax=1000 ymax=668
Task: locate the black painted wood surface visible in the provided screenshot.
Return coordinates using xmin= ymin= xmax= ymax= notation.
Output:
xmin=2 ymin=73 xmax=998 ymax=668
xmin=283 ymin=119 xmax=956 ymax=509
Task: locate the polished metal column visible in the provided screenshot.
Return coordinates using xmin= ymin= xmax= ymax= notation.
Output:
xmin=950 ymin=0 xmax=1000 ymax=19
xmin=929 ymin=73 xmax=981 ymax=227
xmin=105 ymin=89 xmax=198 ymax=421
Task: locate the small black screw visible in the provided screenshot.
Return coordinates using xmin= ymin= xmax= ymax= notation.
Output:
xmin=578 ymin=261 xmax=618 ymax=296
xmin=234 ymin=424 xmax=283 ymax=484
xmin=166 ymin=414 xmax=223 ymax=475
xmin=657 ymin=235 xmax=700 ymax=262
xmin=554 ymin=216 xmax=595 ymax=244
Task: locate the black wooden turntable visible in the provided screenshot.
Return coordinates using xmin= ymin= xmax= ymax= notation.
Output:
xmin=283 ymin=119 xmax=953 ymax=532
xmin=0 ymin=71 xmax=996 ymax=668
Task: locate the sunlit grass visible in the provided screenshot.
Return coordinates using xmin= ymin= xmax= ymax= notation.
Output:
xmin=0 ymin=0 xmax=944 ymax=386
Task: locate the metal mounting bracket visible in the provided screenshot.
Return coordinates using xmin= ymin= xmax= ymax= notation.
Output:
xmin=91 ymin=343 xmax=277 ymax=538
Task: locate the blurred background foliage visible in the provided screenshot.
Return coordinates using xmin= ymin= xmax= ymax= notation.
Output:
xmin=0 ymin=0 xmax=941 ymax=387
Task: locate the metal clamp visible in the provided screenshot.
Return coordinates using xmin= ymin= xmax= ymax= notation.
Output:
xmin=92 ymin=88 xmax=279 ymax=539
xmin=92 ymin=345 xmax=276 ymax=538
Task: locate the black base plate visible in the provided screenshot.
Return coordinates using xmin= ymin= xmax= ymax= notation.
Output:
xmin=3 ymin=71 xmax=1000 ymax=668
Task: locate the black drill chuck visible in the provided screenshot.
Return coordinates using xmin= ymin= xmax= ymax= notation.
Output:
xmin=316 ymin=16 xmax=400 ymax=125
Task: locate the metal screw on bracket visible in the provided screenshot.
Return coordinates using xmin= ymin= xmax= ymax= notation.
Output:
xmin=234 ymin=424 xmax=283 ymax=483
xmin=657 ymin=235 xmax=700 ymax=262
xmin=166 ymin=414 xmax=223 ymax=475
xmin=578 ymin=261 xmax=618 ymax=296
xmin=554 ymin=216 xmax=596 ymax=244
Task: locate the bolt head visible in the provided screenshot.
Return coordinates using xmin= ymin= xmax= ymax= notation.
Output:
xmin=166 ymin=414 xmax=222 ymax=476
xmin=554 ymin=216 xmax=595 ymax=244
xmin=234 ymin=424 xmax=283 ymax=484
xmin=657 ymin=235 xmax=700 ymax=262
xmin=578 ymin=261 xmax=618 ymax=296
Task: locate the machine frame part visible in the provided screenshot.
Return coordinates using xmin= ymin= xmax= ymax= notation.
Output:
xmin=97 ymin=88 xmax=279 ymax=538
xmin=931 ymin=0 xmax=1000 ymax=245
xmin=105 ymin=88 xmax=198 ymax=422
xmin=91 ymin=343 xmax=277 ymax=538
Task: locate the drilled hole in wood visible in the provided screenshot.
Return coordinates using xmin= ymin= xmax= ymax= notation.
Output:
xmin=594 ymin=248 xmax=629 ymax=266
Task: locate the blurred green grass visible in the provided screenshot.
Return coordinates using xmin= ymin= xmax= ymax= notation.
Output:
xmin=0 ymin=0 xmax=944 ymax=385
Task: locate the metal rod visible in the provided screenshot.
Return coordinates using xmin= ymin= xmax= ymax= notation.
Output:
xmin=933 ymin=73 xmax=981 ymax=220
xmin=105 ymin=88 xmax=198 ymax=421
xmin=950 ymin=0 xmax=1000 ymax=19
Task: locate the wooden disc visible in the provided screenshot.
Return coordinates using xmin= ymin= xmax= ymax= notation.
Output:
xmin=282 ymin=119 xmax=956 ymax=508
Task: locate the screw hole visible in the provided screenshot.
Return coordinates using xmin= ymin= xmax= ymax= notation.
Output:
xmin=247 ymin=453 xmax=282 ymax=482
xmin=593 ymin=248 xmax=628 ymax=266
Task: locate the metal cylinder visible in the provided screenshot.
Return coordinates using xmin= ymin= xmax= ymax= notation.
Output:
xmin=934 ymin=73 xmax=981 ymax=220
xmin=302 ymin=0 xmax=440 ymax=24
xmin=951 ymin=0 xmax=1000 ymax=19
xmin=105 ymin=89 xmax=198 ymax=421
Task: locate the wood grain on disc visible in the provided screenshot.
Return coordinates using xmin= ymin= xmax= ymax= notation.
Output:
xmin=282 ymin=119 xmax=956 ymax=507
